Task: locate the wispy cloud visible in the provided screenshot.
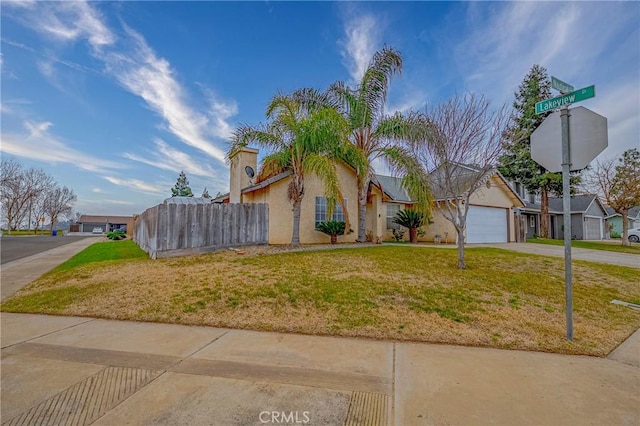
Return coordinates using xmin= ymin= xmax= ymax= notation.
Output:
xmin=4 ymin=1 xmax=236 ymax=164
xmin=1 ymin=120 xmax=123 ymax=172
xmin=3 ymin=1 xmax=114 ymax=50
xmin=101 ymin=25 xmax=229 ymax=163
xmin=103 ymin=176 xmax=167 ymax=195
xmin=339 ymin=14 xmax=379 ymax=83
xmin=123 ymin=138 xmax=216 ymax=177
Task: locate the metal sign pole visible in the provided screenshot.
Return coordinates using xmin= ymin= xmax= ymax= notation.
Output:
xmin=560 ymin=105 xmax=573 ymax=341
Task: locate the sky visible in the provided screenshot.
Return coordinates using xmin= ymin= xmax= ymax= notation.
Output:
xmin=1 ymin=1 xmax=638 ymax=217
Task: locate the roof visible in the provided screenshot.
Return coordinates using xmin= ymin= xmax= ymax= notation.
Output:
xmin=605 ymin=205 xmax=640 ymax=219
xmin=78 ymin=215 xmax=132 ymax=223
xmin=428 ymin=163 xmax=489 ymax=200
xmin=163 ymin=197 xmax=213 ymax=205
xmin=547 ymin=195 xmax=606 ymax=214
xmin=242 ymin=170 xmax=293 ymax=194
xmin=373 ymin=174 xmax=412 ymax=203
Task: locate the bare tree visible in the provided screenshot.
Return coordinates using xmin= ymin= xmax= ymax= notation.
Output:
xmin=583 ymin=148 xmax=640 ymax=245
xmin=44 ymin=185 xmax=77 ymax=232
xmin=408 ymin=94 xmax=510 ymax=269
xmin=0 ymin=160 xmax=53 ymax=232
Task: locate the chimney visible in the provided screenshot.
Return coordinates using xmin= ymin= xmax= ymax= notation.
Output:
xmin=229 ymin=147 xmax=258 ymax=203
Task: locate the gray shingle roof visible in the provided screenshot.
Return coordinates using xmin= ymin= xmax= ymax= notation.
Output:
xmin=373 ymin=174 xmax=412 ymax=203
xmin=547 ymin=195 xmax=597 ymax=213
xmin=163 ymin=197 xmax=212 ymax=205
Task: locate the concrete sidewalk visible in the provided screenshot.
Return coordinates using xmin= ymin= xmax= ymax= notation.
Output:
xmin=1 ymin=313 xmax=638 ymax=425
xmin=471 ymin=242 xmax=639 ymax=268
xmin=1 ymin=237 xmax=99 ymax=301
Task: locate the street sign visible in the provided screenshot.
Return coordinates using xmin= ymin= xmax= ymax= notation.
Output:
xmin=535 ymin=85 xmax=595 ymax=114
xmin=551 ymin=76 xmax=574 ymax=94
xmin=531 ymin=106 xmax=608 ymax=172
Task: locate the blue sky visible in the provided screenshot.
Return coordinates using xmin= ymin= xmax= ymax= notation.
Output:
xmin=1 ymin=1 xmax=638 ymax=216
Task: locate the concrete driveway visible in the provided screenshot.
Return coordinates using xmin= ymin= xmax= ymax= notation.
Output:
xmin=475 ymin=242 xmax=639 ymax=268
xmin=1 ymin=313 xmax=638 ymax=425
xmin=0 ymin=237 xmax=98 ymax=301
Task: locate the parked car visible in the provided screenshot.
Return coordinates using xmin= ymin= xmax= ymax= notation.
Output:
xmin=628 ymin=227 xmax=640 ymax=243
xmin=92 ymin=227 xmax=103 ymax=234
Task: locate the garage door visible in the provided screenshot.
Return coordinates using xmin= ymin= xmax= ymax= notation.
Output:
xmin=584 ymin=217 xmax=602 ymax=240
xmin=466 ymin=206 xmax=508 ymax=243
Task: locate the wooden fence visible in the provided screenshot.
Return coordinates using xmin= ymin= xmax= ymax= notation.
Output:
xmin=134 ymin=200 xmax=268 ymax=259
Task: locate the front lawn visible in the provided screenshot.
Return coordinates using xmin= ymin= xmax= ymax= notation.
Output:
xmin=2 ymin=245 xmax=639 ymax=356
xmin=526 ymin=238 xmax=640 ymax=255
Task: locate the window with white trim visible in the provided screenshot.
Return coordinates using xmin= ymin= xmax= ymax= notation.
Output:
xmin=386 ymin=204 xmax=402 ymax=230
xmin=315 ymin=197 xmax=346 ymax=224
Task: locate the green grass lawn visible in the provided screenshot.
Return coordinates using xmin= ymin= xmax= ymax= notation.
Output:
xmin=526 ymin=238 xmax=640 ymax=255
xmin=50 ymin=240 xmax=147 ymax=272
xmin=2 ymin=244 xmax=638 ymax=356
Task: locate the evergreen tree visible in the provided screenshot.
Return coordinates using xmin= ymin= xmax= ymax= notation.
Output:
xmin=171 ymin=171 xmax=194 ymax=197
xmin=498 ymin=64 xmax=579 ymax=238
xmin=201 ymin=187 xmax=211 ymax=199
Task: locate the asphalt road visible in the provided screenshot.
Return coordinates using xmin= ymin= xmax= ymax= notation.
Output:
xmin=0 ymin=236 xmax=92 ymax=265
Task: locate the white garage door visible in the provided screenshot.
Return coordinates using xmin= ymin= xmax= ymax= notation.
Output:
xmin=466 ymin=206 xmax=508 ymax=243
xmin=584 ymin=217 xmax=602 ymax=240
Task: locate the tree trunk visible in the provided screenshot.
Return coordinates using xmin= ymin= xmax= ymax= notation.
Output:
xmin=357 ymin=181 xmax=368 ymax=243
xmin=409 ymin=227 xmax=417 ymax=243
xmin=456 ymin=226 xmax=466 ymax=269
xmin=621 ymin=210 xmax=629 ymax=246
xmin=291 ymin=199 xmax=301 ymax=246
xmin=330 ymin=235 xmax=337 ymax=244
xmin=540 ymin=188 xmax=550 ymax=238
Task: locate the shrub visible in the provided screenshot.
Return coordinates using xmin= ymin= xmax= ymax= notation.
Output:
xmin=610 ymin=231 xmax=621 ymax=239
xmin=315 ymin=221 xmax=351 ymax=244
xmin=392 ymin=228 xmax=405 ymax=242
xmin=106 ymin=230 xmax=127 ymax=241
xmin=392 ymin=209 xmax=425 ymax=243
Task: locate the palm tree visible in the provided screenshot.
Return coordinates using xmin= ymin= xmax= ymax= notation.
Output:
xmin=329 ymin=46 xmax=432 ymax=242
xmin=228 ymin=90 xmax=351 ymax=246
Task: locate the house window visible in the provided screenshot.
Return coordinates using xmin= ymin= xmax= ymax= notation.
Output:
xmin=315 ymin=197 xmax=346 ymax=224
xmin=386 ymin=204 xmax=402 ymax=230
xmin=530 ymin=216 xmax=535 ymax=228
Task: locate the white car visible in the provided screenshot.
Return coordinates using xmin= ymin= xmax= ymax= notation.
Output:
xmin=628 ymin=227 xmax=640 ymax=243
xmin=92 ymin=227 xmax=103 ymax=234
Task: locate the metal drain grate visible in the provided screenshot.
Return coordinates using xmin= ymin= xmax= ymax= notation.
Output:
xmin=3 ymin=366 xmax=162 ymax=426
xmin=344 ymin=391 xmax=390 ymax=426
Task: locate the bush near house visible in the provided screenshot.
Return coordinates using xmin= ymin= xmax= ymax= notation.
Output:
xmin=315 ymin=221 xmax=350 ymax=244
xmin=392 ymin=209 xmax=425 ymax=243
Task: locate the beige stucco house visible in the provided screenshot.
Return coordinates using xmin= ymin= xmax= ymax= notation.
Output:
xmin=216 ymin=147 xmax=524 ymax=244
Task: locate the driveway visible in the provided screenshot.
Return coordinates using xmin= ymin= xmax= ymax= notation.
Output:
xmin=1 ymin=235 xmax=93 ymax=265
xmin=1 ymin=237 xmax=98 ymax=301
xmin=476 ymin=242 xmax=639 ymax=268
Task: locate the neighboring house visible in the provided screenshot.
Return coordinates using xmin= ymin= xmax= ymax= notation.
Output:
xmin=77 ymin=215 xmax=134 ymax=235
xmin=426 ymin=164 xmax=525 ymax=244
xmin=546 ymin=195 xmax=607 ymax=240
xmin=508 ymin=181 xmax=541 ymax=239
xmin=605 ymin=206 xmax=640 ymax=237
xmin=216 ymin=148 xmax=524 ymax=244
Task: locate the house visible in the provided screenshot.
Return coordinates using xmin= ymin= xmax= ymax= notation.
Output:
xmin=424 ymin=164 xmax=525 ymax=244
xmin=605 ymin=206 xmax=640 ymax=237
xmin=76 ymin=215 xmax=134 ymax=236
xmin=215 ymin=148 xmax=524 ymax=244
xmin=547 ymin=195 xmax=607 ymax=240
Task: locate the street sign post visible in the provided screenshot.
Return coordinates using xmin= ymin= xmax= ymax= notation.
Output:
xmin=535 ymin=85 xmax=595 ymax=114
xmin=532 ymin=81 xmax=605 ymax=342
xmin=551 ymin=76 xmax=574 ymax=94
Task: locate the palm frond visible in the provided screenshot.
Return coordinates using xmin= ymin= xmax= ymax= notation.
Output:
xmin=359 ymin=46 xmax=402 ymax=117
xmin=258 ymin=151 xmax=292 ymax=182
